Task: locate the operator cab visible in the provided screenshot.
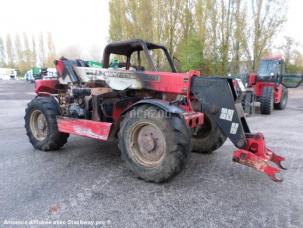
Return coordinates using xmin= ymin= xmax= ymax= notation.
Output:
xmin=257 ymin=56 xmax=285 ymax=82
xmin=102 ymin=39 xmax=177 ymax=73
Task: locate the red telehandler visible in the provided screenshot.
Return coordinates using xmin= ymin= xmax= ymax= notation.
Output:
xmin=242 ymin=55 xmax=303 ymax=114
xmin=24 ymin=40 xmax=302 ymax=182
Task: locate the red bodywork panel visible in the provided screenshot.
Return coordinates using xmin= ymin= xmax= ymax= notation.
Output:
xmin=255 ymin=82 xmax=274 ymax=97
xmin=255 ymin=82 xmax=283 ymax=103
xmin=233 ymin=133 xmax=286 ymax=182
xmin=182 ymin=112 xmax=204 ymax=128
xmin=55 ymin=60 xmax=64 ymax=76
xmin=143 ymin=71 xmax=193 ymax=95
xmin=35 ymin=79 xmax=58 ymax=95
xmin=247 ymin=73 xmax=256 ymax=87
xmin=57 ymin=116 xmax=112 ymax=141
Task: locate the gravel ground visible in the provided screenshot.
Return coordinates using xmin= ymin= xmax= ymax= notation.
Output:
xmin=0 ymin=80 xmax=303 ymax=228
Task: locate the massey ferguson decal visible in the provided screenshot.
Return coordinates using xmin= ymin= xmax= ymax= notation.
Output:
xmin=74 ymin=66 xmax=191 ymax=95
xmin=74 ymin=67 xmax=160 ymax=90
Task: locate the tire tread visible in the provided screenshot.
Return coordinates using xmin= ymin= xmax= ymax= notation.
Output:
xmin=118 ymin=105 xmax=191 ymax=183
xmin=260 ymin=87 xmax=274 ymax=115
xmin=24 ymin=97 xmax=69 ymax=151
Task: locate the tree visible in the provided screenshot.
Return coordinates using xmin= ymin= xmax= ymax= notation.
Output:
xmin=18 ymin=33 xmax=33 ymax=73
xmin=109 ymin=0 xmax=190 ymax=67
xmin=46 ymin=32 xmax=56 ymax=67
xmin=161 ymin=0 xmax=183 ymax=55
xmin=217 ymin=0 xmax=234 ymax=75
xmin=6 ymin=34 xmax=15 ymax=67
xmin=0 ymin=37 xmax=5 ymax=67
xmin=194 ymin=0 xmax=209 ymax=63
xmin=178 ymin=34 xmax=204 ymax=72
xmin=23 ymin=33 xmax=31 ymax=63
xmin=38 ymin=32 xmax=46 ymax=67
xmin=280 ymin=36 xmax=296 ymax=66
xmin=288 ymin=51 xmax=303 ymax=73
xmin=279 ymin=37 xmax=303 ymax=73
xmin=109 ymin=0 xmax=125 ymax=41
xmin=206 ymin=0 xmax=219 ymax=72
xmin=249 ymin=0 xmax=287 ymax=71
xmin=31 ymin=35 xmax=37 ymax=66
xmin=231 ymin=0 xmax=248 ymax=74
xmin=108 ymin=0 xmax=288 ymax=75
xmin=14 ymin=33 xmax=23 ymax=67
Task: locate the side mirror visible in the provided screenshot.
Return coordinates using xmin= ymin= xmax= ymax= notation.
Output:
xmin=281 ymin=74 xmax=303 ymax=88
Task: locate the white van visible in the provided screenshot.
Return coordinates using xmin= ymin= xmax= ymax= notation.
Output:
xmin=0 ymin=68 xmax=17 ymax=80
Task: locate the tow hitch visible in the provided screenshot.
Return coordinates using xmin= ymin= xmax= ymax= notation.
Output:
xmin=233 ymin=133 xmax=286 ymax=182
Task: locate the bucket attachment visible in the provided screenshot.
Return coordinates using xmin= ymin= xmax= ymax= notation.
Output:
xmin=232 ymin=133 xmax=286 ymax=182
xmin=191 ymin=76 xmax=286 ymax=182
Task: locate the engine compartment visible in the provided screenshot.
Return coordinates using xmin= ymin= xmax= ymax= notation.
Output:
xmin=56 ymin=78 xmax=163 ymax=124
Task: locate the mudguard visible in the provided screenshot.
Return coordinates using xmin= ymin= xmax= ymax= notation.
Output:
xmin=35 ymin=79 xmax=58 ymax=94
xmin=121 ymin=99 xmax=185 ymax=115
xmin=121 ymin=99 xmax=203 ymax=129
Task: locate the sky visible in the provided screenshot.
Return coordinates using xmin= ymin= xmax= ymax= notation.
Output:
xmin=0 ymin=0 xmax=302 ymax=56
xmin=0 ymin=0 xmax=109 ymax=58
xmin=276 ymin=0 xmax=303 ymax=51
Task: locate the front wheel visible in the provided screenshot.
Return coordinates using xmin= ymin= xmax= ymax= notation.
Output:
xmin=260 ymin=86 xmax=274 ymax=115
xmin=274 ymin=87 xmax=288 ymax=110
xmin=118 ymin=105 xmax=191 ymax=183
xmin=25 ymin=97 xmax=69 ymax=151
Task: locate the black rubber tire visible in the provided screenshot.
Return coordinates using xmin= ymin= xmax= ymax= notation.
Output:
xmin=274 ymin=87 xmax=288 ymax=110
xmin=25 ymin=96 xmax=69 ymax=151
xmin=118 ymin=105 xmax=191 ymax=183
xmin=192 ymin=113 xmax=226 ymax=154
xmin=260 ymin=86 xmax=274 ymax=115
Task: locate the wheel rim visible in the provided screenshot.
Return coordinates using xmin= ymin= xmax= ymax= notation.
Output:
xmin=30 ymin=110 xmax=48 ymax=141
xmin=128 ymin=122 xmax=166 ymax=167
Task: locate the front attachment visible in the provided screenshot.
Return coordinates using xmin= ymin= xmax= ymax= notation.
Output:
xmin=191 ymin=76 xmax=286 ymax=182
xmin=233 ymin=133 xmax=286 ymax=182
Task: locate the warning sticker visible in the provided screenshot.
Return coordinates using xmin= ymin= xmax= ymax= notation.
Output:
xmin=230 ymin=122 xmax=239 ymax=134
xmin=220 ymin=108 xmax=234 ymax=121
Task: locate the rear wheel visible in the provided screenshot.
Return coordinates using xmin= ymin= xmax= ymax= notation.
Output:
xmin=260 ymin=86 xmax=274 ymax=115
xmin=118 ymin=105 xmax=191 ymax=182
xmin=25 ymin=97 xmax=69 ymax=151
xmin=192 ymin=114 xmax=226 ymax=154
xmin=274 ymin=87 xmax=288 ymax=110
